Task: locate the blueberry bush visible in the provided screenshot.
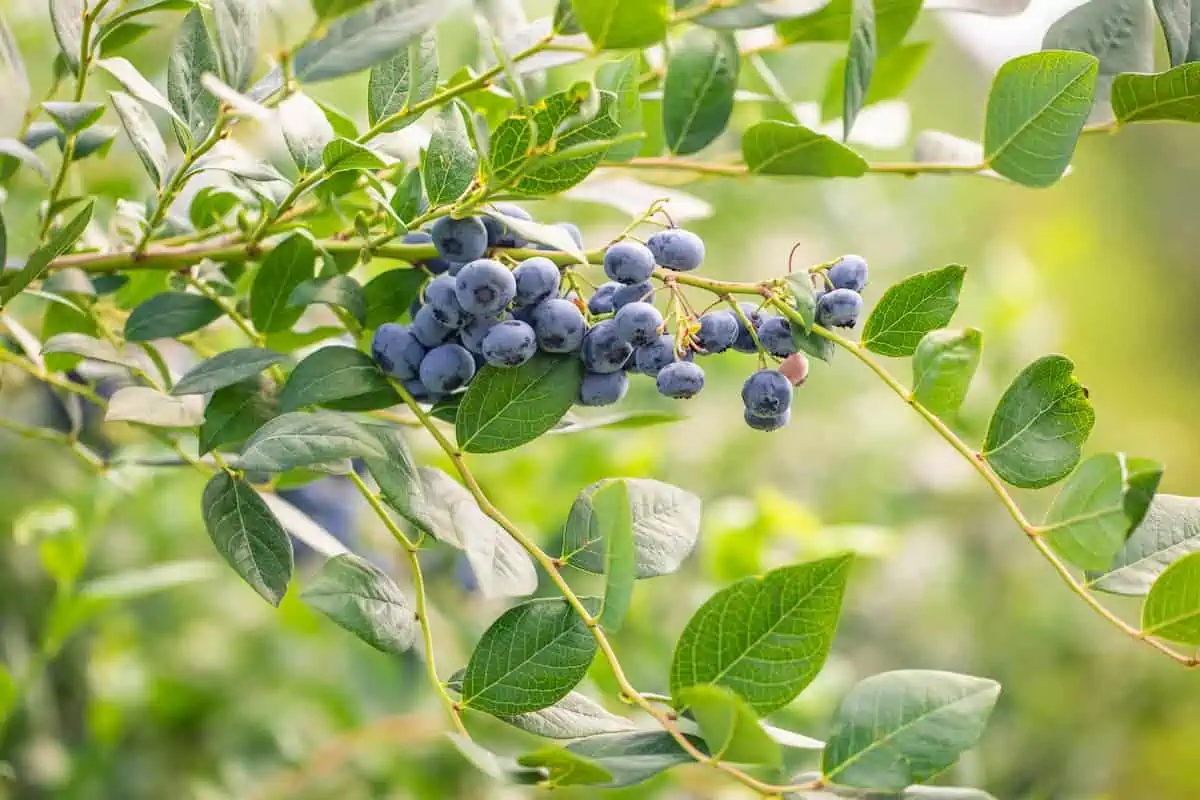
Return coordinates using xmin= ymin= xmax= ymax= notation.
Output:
xmin=2 ymin=0 xmax=1200 ymax=796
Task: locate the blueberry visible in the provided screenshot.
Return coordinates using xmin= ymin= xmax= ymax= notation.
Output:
xmin=614 ymin=301 xmax=663 ymax=347
xmin=756 ymin=315 xmax=797 ymax=358
xmin=403 ymin=378 xmax=442 ymax=404
xmin=423 ymin=274 xmax=466 ymax=329
xmin=635 ymin=334 xmax=677 ymax=375
xmin=481 ymin=319 xmax=537 ymax=367
xmin=695 ymin=310 xmax=738 ymax=354
xmin=612 ymin=281 xmax=653 ymax=312
xmin=371 ymin=323 xmax=426 ymax=380
xmin=431 ymin=215 xmax=489 ymax=262
xmin=532 ymin=298 xmax=586 ymax=353
xmin=742 ymin=369 xmax=792 ymax=418
xmin=603 ymin=240 xmax=656 ymax=285
xmin=828 ymin=254 xmax=868 ymax=292
xmin=419 ymin=343 xmax=476 ymax=393
xmin=555 ymin=222 xmax=584 ymax=250
xmin=580 ymin=319 xmax=633 ymax=373
xmin=412 ymin=304 xmax=454 ymax=347
xmin=816 ymin=288 xmax=863 ymax=329
xmin=482 ymin=203 xmax=532 ymax=248
xmin=447 ymin=261 xmax=467 ymax=276
xmin=744 ymin=407 xmax=790 ymax=431
xmin=512 ymin=257 xmax=561 ymax=307
xmin=461 ymin=314 xmax=507 ymax=354
xmin=401 ymin=230 xmax=454 ymax=275
xmin=656 ymin=361 xmax=705 ymax=399
xmin=578 ymin=371 xmax=629 ymax=406
xmin=455 ymin=259 xmax=517 ymax=317
xmin=588 ymin=282 xmax=621 ymax=315
xmin=646 ymin=228 xmax=705 ymax=272
xmin=732 ymin=303 xmax=764 ymax=353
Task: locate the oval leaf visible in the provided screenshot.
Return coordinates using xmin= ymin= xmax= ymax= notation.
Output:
xmin=422 ymin=103 xmax=478 ymax=205
xmin=456 ymin=353 xmax=584 ymax=453
xmin=1141 ymin=551 xmax=1200 ymax=644
xmin=842 ymin=0 xmax=876 ymax=140
xmin=124 ymin=291 xmax=224 ymax=341
xmin=173 ymin=347 xmax=286 ymax=395
xmin=742 ymin=120 xmax=868 ymax=177
xmin=663 ymin=28 xmax=739 ymax=155
xmin=250 ymin=232 xmax=315 ymax=333
xmin=110 ymin=91 xmax=169 ymax=186
xmin=288 ymin=275 xmax=367 ymax=324
xmin=106 ymin=386 xmax=205 ymax=427
xmin=200 ymin=379 xmax=277 ymax=455
xmin=911 ymin=327 xmax=982 ymax=417
xmin=168 ymin=8 xmax=220 ymax=144
xmin=571 ymin=0 xmax=668 ymax=49
xmin=302 ymin=553 xmax=416 ymax=653
xmin=237 ymin=411 xmax=387 ymax=472
xmin=279 ymin=345 xmax=398 ymax=412
xmin=1087 ymin=495 xmax=1200 ymax=595
xmin=862 ymin=264 xmax=965 ymax=357
xmin=202 ymin=471 xmax=293 ymax=606
xmin=1113 ymin=63 xmax=1200 ymax=123
xmin=368 ymin=30 xmax=438 ymax=130
xmin=676 ymin=684 xmax=781 ymax=765
xmin=212 ymin=0 xmax=259 ymax=91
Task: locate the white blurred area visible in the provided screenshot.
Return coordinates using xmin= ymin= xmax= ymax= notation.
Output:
xmin=937 ymin=0 xmax=1095 ymax=73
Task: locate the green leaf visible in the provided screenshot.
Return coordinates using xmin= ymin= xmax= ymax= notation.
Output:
xmin=1043 ymin=453 xmax=1162 ymax=570
xmin=200 ymin=379 xmax=277 ymax=455
xmin=911 ymin=328 xmax=982 ymax=417
xmin=663 ymin=28 xmax=739 ymax=156
xmin=842 ymin=0 xmax=876 ymax=140
xmin=110 ymin=91 xmax=169 ymax=187
xmin=742 ymin=121 xmax=868 ymax=177
xmin=42 ymin=101 xmax=105 ymax=134
xmin=861 ymin=265 xmax=966 ymax=357
xmin=517 ymin=747 xmax=612 ymax=786
xmin=1153 ymin=0 xmax=1199 ymax=66
xmin=422 ymin=103 xmax=478 ymax=205
xmin=311 ymin=0 xmax=375 ymax=20
xmin=363 ymin=268 xmax=425 ymax=328
xmin=489 ymin=113 xmax=537 ymax=185
xmin=279 ymin=345 xmax=398 ymax=412
xmin=792 ymin=323 xmax=836 ymax=362
xmin=1042 ymin=0 xmax=1153 ymax=123
xmin=461 ymin=597 xmax=601 ymax=715
xmin=677 ymin=684 xmax=781 ymax=765
xmin=0 ymin=199 xmax=93 ymax=306
xmin=250 ymin=232 xmax=315 ymax=333
xmin=173 ymin=348 xmax=287 ymax=396
xmin=212 ymin=0 xmax=259 ymax=91
xmin=288 ymin=275 xmax=366 ymax=324
xmin=71 ymin=127 xmax=118 ymax=161
xmin=321 ymin=137 xmax=385 ymax=174
xmin=50 ymin=0 xmax=84 ymax=73
xmin=982 ymin=355 xmax=1095 ymax=489
xmin=201 ymin=471 xmax=293 ymax=606
xmin=487 ymin=691 xmax=634 ymax=739
xmin=390 ymin=169 xmax=426 ymax=227
xmin=585 ymin=481 xmax=634 ymax=633
xmin=822 ymin=670 xmax=1001 ymax=792
xmin=456 ymin=353 xmax=584 ymax=453
xmin=96 ymin=57 xmax=186 ymax=129
xmin=1112 ymin=63 xmax=1200 ymax=123
xmin=359 ymin=420 xmax=434 ymax=532
xmin=669 ymin=554 xmax=853 ymax=715
xmin=511 ymin=87 xmax=620 ymax=196
xmin=560 ymin=731 xmax=706 ymax=788
xmin=42 ymin=332 xmax=142 ymax=370
xmin=0 ymin=138 xmax=50 ymax=180
xmin=596 ymin=55 xmax=643 ymax=162
xmin=1088 ymin=495 xmax=1200 ymax=595
xmin=777 ymin=0 xmax=923 ymax=53
xmin=124 ymin=291 xmax=224 ymax=341
xmin=1142 ymin=551 xmax=1200 ymax=643
xmin=982 ymin=51 xmax=1098 ymax=187
xmin=237 ymin=411 xmax=387 ymax=472
xmin=367 ymin=30 xmax=438 ymax=131
xmin=302 ymin=553 xmax=416 ymax=654
xmin=570 ymin=0 xmax=668 ymax=49
xmin=279 ymin=92 xmax=335 ymax=174
xmin=106 ymin=386 xmax=205 ymax=427
xmin=561 ymin=478 xmax=701 ymax=579
xmin=822 ymin=42 xmax=930 ymax=121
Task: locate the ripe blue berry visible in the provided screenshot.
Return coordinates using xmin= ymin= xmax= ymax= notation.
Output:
xmin=756 ymin=315 xmax=797 ymax=358
xmin=604 ymin=240 xmax=656 ymax=285
xmin=579 ymin=371 xmax=629 ymax=406
xmin=580 ymin=319 xmax=633 ymax=373
xmin=732 ymin=303 xmax=764 ymax=353
xmin=614 ymin=301 xmax=663 ymax=347
xmin=532 ymin=298 xmax=586 ymax=353
xmin=646 ymin=228 xmax=705 ymax=272
xmin=635 ymin=334 xmax=677 ymax=375
xmin=695 ymin=310 xmax=738 ymax=354
xmin=828 ymin=254 xmax=868 ymax=292
xmin=412 ymin=304 xmax=454 ymax=348
xmin=657 ymin=361 xmax=705 ymax=399
xmin=418 ymin=343 xmax=476 ymax=393
xmin=744 ymin=407 xmax=790 ymax=431
xmin=513 ymin=257 xmax=561 ymax=307
xmin=742 ymin=369 xmax=792 ymax=418
xmin=424 ymin=274 xmax=466 ymax=329
xmin=482 ymin=203 xmax=532 ymax=248
xmin=403 ymin=378 xmax=441 ymax=403
xmin=816 ymin=288 xmax=863 ymax=329
xmin=455 ymin=259 xmax=516 ymax=317
xmin=588 ymin=282 xmax=620 ymax=316
xmin=460 ymin=314 xmax=507 ymax=354
xmin=611 ymin=281 xmax=653 ymax=312
xmin=371 ymin=323 xmax=426 ymax=380
xmin=430 ymin=215 xmax=489 ymax=262
xmin=402 ymin=230 xmax=453 ymax=275
xmin=481 ymin=320 xmax=537 ymax=367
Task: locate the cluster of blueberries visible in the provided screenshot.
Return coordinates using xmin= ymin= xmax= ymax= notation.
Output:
xmin=370 ymin=204 xmax=869 ymax=431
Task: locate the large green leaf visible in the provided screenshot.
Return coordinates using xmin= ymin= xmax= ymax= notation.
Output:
xmin=110 ymin=91 xmax=169 ymax=186
xmin=456 ymin=353 xmax=584 ymax=453
xmin=982 ymin=51 xmax=1098 ymax=187
xmin=1142 ymin=551 xmax=1200 ymax=644
xmin=822 ymin=670 xmax=1001 ymax=791
xmin=358 ymin=420 xmax=431 ymax=531
xmin=911 ymin=328 xmax=982 ymax=417
xmin=278 ymin=345 xmax=398 ymax=412
xmin=173 ymin=348 xmax=286 ymax=396
xmin=1088 ymin=495 xmax=1200 ymax=595
xmin=596 ymin=55 xmax=643 ymax=162
xmin=168 ymin=8 xmax=221 ymax=145
xmin=0 ymin=199 xmax=93 ymax=306
xmin=301 ymin=553 xmax=416 ymax=654
xmin=861 ymin=265 xmax=965 ymax=357
xmin=199 ymin=379 xmax=277 ymax=455
xmin=461 ymin=597 xmax=600 ymax=715
xmin=676 ymin=684 xmax=781 ymax=765
xmin=50 ymin=0 xmax=85 ymax=72
xmin=212 ymin=0 xmax=259 ymax=91
xmin=368 ymin=30 xmax=438 ymax=130
xmin=669 ymin=554 xmax=852 ymax=715
xmin=742 ymin=120 xmax=868 ymax=177
xmin=561 ymin=478 xmax=701 ymax=579
xmin=1043 ymin=453 xmax=1162 ymax=570
xmin=363 ymin=268 xmax=425 ymax=328
xmin=279 ymin=92 xmax=334 ymax=174
xmin=237 ymin=411 xmax=386 ymax=472
xmin=842 ymin=0 xmax=876 ymax=139
xmin=124 ymin=291 xmax=224 ymax=341
xmin=570 ymin=0 xmax=668 ymax=49
xmin=201 ymin=472 xmax=293 ymax=606
xmin=422 ymin=103 xmax=478 ymax=205
xmin=982 ymin=355 xmax=1095 ymax=489
xmin=663 ymin=28 xmax=739 ymax=156
xmin=250 ymin=232 xmax=315 ymax=333
xmin=777 ymin=0 xmax=923 ymax=53
xmin=1112 ymin=63 xmax=1200 ymax=123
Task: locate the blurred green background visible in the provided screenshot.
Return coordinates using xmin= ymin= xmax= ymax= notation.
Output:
xmin=2 ymin=1 xmax=1200 ymax=798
